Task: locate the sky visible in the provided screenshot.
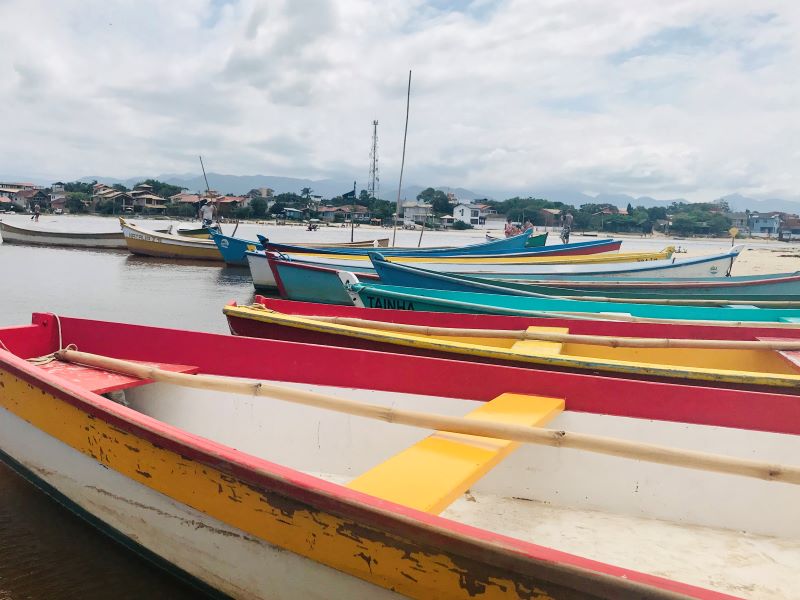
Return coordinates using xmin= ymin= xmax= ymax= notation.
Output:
xmin=1 ymin=0 xmax=798 ymax=202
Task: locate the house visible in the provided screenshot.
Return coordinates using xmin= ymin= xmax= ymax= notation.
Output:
xmin=90 ymin=184 xmax=134 ymax=212
xmin=170 ymin=193 xmax=201 ymax=205
xmin=0 ymin=181 xmax=41 ymax=191
xmin=539 ymin=207 xmax=562 ymax=227
xmin=453 ymin=203 xmax=484 ymax=226
xmin=16 ymin=189 xmax=50 ymax=211
xmin=779 ymin=217 xmax=800 ymax=241
xmin=748 ymin=212 xmax=781 ymax=236
xmin=452 ymin=203 xmax=497 ymax=227
xmin=401 ymin=200 xmax=431 ymax=225
xmin=131 ymin=184 xmax=167 ymax=213
xmin=215 ymin=196 xmax=249 ymax=217
xmin=283 ymin=207 xmax=304 ymax=220
xmin=728 ymin=212 xmax=749 ymax=232
xmin=317 ymin=205 xmax=370 ymax=223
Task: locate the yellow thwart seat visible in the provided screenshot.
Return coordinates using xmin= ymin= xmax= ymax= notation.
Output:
xmin=509 ymin=326 xmax=569 ymax=356
xmin=347 ymin=393 xmax=564 ymax=514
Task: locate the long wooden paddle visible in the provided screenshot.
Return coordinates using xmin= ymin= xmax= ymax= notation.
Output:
xmin=251 ymin=309 xmax=800 ymax=351
xmin=55 ymin=349 xmax=800 ymax=486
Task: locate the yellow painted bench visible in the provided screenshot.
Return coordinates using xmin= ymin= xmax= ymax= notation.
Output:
xmin=510 ymin=326 xmax=569 ymax=356
xmin=347 ymin=393 xmax=564 ymax=514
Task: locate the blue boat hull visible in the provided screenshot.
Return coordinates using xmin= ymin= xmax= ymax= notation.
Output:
xmin=211 ymin=233 xmax=263 ymax=266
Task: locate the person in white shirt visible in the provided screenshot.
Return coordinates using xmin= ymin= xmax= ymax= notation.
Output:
xmin=199 ymin=201 xmax=215 ymax=227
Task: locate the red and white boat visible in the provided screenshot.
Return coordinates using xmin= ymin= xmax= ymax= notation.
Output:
xmin=1 ymin=313 xmax=798 ymax=599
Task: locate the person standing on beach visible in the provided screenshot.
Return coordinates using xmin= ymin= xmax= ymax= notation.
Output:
xmin=31 ymin=204 xmax=41 ymax=222
xmin=560 ymin=211 xmax=573 ymax=244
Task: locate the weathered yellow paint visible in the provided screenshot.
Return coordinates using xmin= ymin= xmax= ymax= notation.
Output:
xmin=225 ymin=305 xmax=800 ymax=389
xmin=290 ymin=248 xmax=673 ymax=265
xmin=123 ymin=236 xmax=222 ymax=260
xmin=0 ymin=367 xmax=558 ymax=599
xmin=347 ymin=394 xmax=564 ymax=514
xmin=510 ymin=327 xmax=569 ymax=356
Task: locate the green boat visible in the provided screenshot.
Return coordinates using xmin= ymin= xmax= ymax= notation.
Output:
xmin=346 ymin=278 xmax=800 ymax=324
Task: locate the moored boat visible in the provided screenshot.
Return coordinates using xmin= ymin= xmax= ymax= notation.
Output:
xmin=252 ymin=246 xmax=741 ymax=297
xmin=225 ymin=302 xmax=800 ymax=391
xmin=0 ymin=219 xmax=126 ymax=249
xmin=2 ymin=313 xmax=799 ymax=598
xmin=371 ymin=256 xmax=800 ymax=306
xmin=175 ymin=224 xmax=221 ymax=239
xmin=211 ymin=231 xmax=391 ymax=266
xmin=119 ymin=218 xmax=223 ymax=261
xmin=343 ymin=276 xmax=800 ymax=323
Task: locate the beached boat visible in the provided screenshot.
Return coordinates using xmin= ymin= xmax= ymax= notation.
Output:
xmin=2 ymin=313 xmax=799 ymax=598
xmin=225 ymin=303 xmax=800 ymax=391
xmin=263 ymin=235 xmax=622 ymax=259
xmin=371 ymin=257 xmax=800 ymax=306
xmin=247 ymin=246 xmax=685 ymax=291
xmin=265 ymin=231 xmax=554 ymax=257
xmin=0 ymin=220 xmax=126 ymax=249
xmin=486 ymin=231 xmax=551 ymax=247
xmin=253 ymin=246 xmax=741 ymax=298
xmin=249 ymin=295 xmax=800 ymax=341
xmin=211 ymin=231 xmax=391 ymax=266
xmin=342 ymin=276 xmax=800 ymax=323
xmin=119 ymin=218 xmax=223 ymax=261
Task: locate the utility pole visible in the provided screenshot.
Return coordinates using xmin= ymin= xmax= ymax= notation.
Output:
xmin=368 ymin=120 xmax=379 ymax=200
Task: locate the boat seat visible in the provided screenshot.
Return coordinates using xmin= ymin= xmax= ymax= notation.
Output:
xmin=347 ymin=393 xmax=564 ymax=514
xmin=37 ymin=360 xmax=199 ymax=395
xmin=510 ymin=326 xmax=569 ymax=355
xmin=757 ymin=337 xmax=800 ymax=372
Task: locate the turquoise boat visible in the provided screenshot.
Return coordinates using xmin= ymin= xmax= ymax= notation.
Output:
xmin=211 ymin=232 xmax=389 ymax=266
xmin=345 ymin=279 xmax=800 ymax=323
xmin=371 ymin=256 xmax=800 ymax=304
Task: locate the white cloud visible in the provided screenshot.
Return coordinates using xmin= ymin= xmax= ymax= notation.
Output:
xmin=0 ymin=0 xmax=798 ymax=201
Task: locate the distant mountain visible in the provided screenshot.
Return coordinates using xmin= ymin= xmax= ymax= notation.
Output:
xmin=720 ymin=193 xmax=800 ymax=215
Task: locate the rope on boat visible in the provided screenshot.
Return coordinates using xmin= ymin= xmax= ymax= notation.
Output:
xmin=53 ymin=348 xmax=800 ymax=486
xmin=25 ymin=314 xmax=78 ymax=365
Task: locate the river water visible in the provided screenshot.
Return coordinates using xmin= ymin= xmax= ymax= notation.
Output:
xmin=0 ymin=214 xmax=794 ymax=598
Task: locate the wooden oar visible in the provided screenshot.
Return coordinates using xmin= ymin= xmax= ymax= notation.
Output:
xmin=553 ymin=294 xmax=800 ymax=308
xmin=55 ymin=349 xmax=800 ymax=486
xmin=256 ymin=310 xmax=800 ymax=350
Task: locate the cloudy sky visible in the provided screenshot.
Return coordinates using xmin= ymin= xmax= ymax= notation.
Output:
xmin=1 ymin=0 xmax=798 ymax=201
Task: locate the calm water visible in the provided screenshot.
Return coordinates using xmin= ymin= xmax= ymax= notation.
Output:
xmin=0 ymin=214 xmax=788 ymax=598
xmin=0 ymin=214 xmax=489 ymax=599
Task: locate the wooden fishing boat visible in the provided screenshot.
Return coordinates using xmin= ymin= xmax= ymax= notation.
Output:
xmin=253 ymin=247 xmax=740 ymax=298
xmin=247 ymin=246 xmax=683 ymax=292
xmin=175 ymin=224 xmax=221 ymax=239
xmin=119 ymin=218 xmax=223 ymax=261
xmin=263 ymin=235 xmax=621 ymax=259
xmin=225 ymin=303 xmax=800 ymax=391
xmin=249 ymin=295 xmax=800 ymax=341
xmin=1 ymin=313 xmax=799 ymax=598
xmin=371 ymin=257 xmax=800 ymax=306
xmin=0 ymin=219 xmax=126 ymax=249
xmin=342 ymin=275 xmax=800 ymax=324
xmin=486 ymin=231 xmax=549 ymax=247
xmin=265 ymin=232 xmax=557 ymax=256
xmin=211 ymin=231 xmax=391 ymax=266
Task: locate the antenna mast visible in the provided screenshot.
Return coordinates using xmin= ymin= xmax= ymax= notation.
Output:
xmin=368 ymin=120 xmax=379 ymax=200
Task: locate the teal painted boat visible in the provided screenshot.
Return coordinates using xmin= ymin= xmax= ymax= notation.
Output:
xmin=371 ymin=257 xmax=800 ymax=305
xmin=345 ymin=278 xmax=800 ymax=323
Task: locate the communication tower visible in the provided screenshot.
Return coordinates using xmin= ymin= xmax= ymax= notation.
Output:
xmin=368 ymin=120 xmax=379 ymax=199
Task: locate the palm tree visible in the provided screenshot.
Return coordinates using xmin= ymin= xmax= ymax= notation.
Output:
xmin=301 ymin=187 xmax=313 ymax=200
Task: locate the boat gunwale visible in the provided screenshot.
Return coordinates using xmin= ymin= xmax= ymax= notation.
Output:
xmin=0 ymin=315 xmax=735 ymax=600
xmin=0 ymin=220 xmax=125 ymax=240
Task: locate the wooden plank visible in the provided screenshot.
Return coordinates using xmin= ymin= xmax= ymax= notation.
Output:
xmin=37 ymin=360 xmax=199 ymax=395
xmin=510 ymin=326 xmax=569 ymax=355
xmin=346 ymin=393 xmax=564 ymax=514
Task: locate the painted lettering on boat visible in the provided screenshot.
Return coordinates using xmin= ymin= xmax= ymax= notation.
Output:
xmin=366 ymin=297 xmax=416 ymax=311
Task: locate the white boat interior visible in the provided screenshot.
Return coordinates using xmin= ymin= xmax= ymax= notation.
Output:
xmin=121 ymin=379 xmax=800 ymax=599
